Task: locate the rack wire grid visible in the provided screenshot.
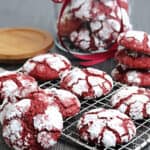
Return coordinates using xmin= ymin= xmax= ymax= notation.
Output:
xmin=39 ymin=80 xmax=150 ymax=150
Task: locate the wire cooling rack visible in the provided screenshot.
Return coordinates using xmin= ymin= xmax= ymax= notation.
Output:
xmin=39 ymin=80 xmax=150 ymax=150
xmin=0 ymin=72 xmax=149 ymax=150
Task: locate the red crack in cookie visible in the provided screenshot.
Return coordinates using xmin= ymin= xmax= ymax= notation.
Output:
xmin=28 ymin=88 xmax=81 ymax=118
xmin=0 ymin=88 xmax=52 ymax=124
xmin=118 ymin=30 xmax=150 ymax=55
xmin=0 ymin=72 xmax=38 ymax=104
xmin=45 ymin=88 xmax=81 ymax=118
xmin=70 ymin=28 xmax=97 ymax=51
xmin=110 ymin=86 xmax=150 ymax=120
xmin=2 ymin=97 xmax=63 ymax=150
xmin=58 ymin=0 xmax=131 ymax=51
xmin=112 ymin=64 xmax=150 ymax=87
xmin=60 ymin=67 xmax=113 ymax=99
xmin=22 ymin=53 xmax=71 ymax=81
xmin=115 ymin=49 xmax=150 ymax=69
xmin=77 ymin=108 xmax=136 ymax=148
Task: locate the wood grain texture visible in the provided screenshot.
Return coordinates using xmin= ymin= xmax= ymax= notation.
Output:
xmin=0 ymin=28 xmax=53 ymax=60
xmin=0 ymin=0 xmax=150 ymax=150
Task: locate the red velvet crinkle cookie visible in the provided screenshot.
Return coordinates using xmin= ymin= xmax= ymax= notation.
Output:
xmin=2 ymin=98 xmax=63 ymax=150
xmin=58 ymin=0 xmax=131 ymax=51
xmin=111 ymin=86 xmax=150 ymax=120
xmin=77 ymin=108 xmax=136 ymax=148
xmin=0 ymin=88 xmax=54 ymax=124
xmin=115 ymin=49 xmax=150 ymax=69
xmin=22 ymin=53 xmax=71 ymax=81
xmin=118 ymin=30 xmax=150 ymax=55
xmin=45 ymin=88 xmax=81 ymax=118
xmin=28 ymin=88 xmax=81 ymax=118
xmin=112 ymin=64 xmax=150 ymax=87
xmin=0 ymin=72 xmax=38 ymax=103
xmin=60 ymin=67 xmax=113 ymax=99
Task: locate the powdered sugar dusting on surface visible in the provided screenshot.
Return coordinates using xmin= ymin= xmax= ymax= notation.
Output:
xmin=34 ymin=106 xmax=63 ymax=131
xmin=111 ymin=86 xmax=150 ymax=120
xmin=108 ymin=19 xmax=121 ymax=32
xmin=88 ymin=76 xmax=105 ymax=97
xmin=120 ymin=8 xmax=132 ymax=30
xmin=98 ymin=22 xmax=113 ymax=40
xmin=0 ymin=99 xmax=31 ymax=125
xmin=0 ymin=71 xmax=16 ymax=77
xmin=111 ymin=86 xmax=140 ymax=106
xmin=70 ymin=29 xmax=91 ymax=50
xmin=63 ymin=68 xmax=86 ymax=86
xmin=0 ymin=73 xmax=38 ymax=103
xmin=2 ymin=80 xmax=18 ymax=98
xmin=36 ymin=54 xmax=70 ymax=71
xmin=72 ymin=80 xmax=89 ymax=96
xmin=103 ymin=0 xmax=114 ymax=8
xmin=46 ymin=106 xmax=63 ymax=131
xmin=125 ymin=30 xmax=145 ymax=43
xmin=22 ymin=60 xmax=35 ymax=73
xmin=44 ymin=88 xmax=80 ymax=118
xmin=47 ymin=88 xmax=80 ymax=107
xmin=71 ymin=0 xmax=92 ymax=20
xmin=2 ymin=95 xmax=63 ymax=149
xmin=5 ymin=99 xmax=31 ymax=121
xmin=129 ymin=95 xmax=149 ymax=120
xmin=46 ymin=56 xmax=66 ymax=71
xmin=127 ymin=71 xmax=141 ymax=84
xmin=22 ymin=53 xmax=71 ymax=80
xmin=90 ymin=21 xmax=102 ymax=32
xmin=102 ymin=130 xmax=116 ymax=148
xmin=77 ymin=108 xmax=136 ymax=147
xmin=59 ymin=0 xmax=131 ymax=51
xmin=17 ymin=75 xmax=38 ymax=97
xmin=60 ymin=67 xmax=113 ymax=99
xmin=3 ymin=119 xmax=24 ymax=149
xmin=37 ymin=131 xmax=57 ymax=148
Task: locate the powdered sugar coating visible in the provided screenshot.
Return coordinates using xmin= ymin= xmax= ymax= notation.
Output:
xmin=60 ymin=67 xmax=113 ymax=99
xmin=126 ymin=71 xmax=141 ymax=84
xmin=115 ymin=49 xmax=150 ymax=69
xmin=77 ymin=108 xmax=136 ymax=148
xmin=32 ymin=88 xmax=81 ymax=118
xmin=71 ymin=0 xmax=92 ymax=20
xmin=111 ymin=86 xmax=150 ymax=120
xmin=118 ymin=30 xmax=150 ymax=55
xmin=22 ymin=53 xmax=71 ymax=81
xmin=125 ymin=31 xmax=145 ymax=43
xmin=70 ymin=29 xmax=91 ymax=50
xmin=58 ymin=0 xmax=131 ymax=51
xmin=3 ymin=119 xmax=24 ymax=149
xmin=111 ymin=64 xmax=150 ymax=87
xmin=0 ymin=99 xmax=31 ymax=124
xmin=0 ymin=72 xmax=38 ymax=104
xmin=2 ymin=96 xmax=63 ymax=150
xmin=46 ymin=88 xmax=80 ymax=118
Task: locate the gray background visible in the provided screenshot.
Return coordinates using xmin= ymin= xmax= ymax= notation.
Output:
xmin=0 ymin=0 xmax=150 ymax=150
xmin=0 ymin=0 xmax=150 ymax=38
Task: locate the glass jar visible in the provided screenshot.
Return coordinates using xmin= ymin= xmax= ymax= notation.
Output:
xmin=51 ymin=0 xmax=132 ymax=66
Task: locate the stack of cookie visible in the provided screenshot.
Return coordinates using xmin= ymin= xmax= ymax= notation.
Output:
xmin=112 ymin=30 xmax=150 ymax=87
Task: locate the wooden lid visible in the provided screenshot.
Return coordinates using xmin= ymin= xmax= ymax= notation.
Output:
xmin=0 ymin=27 xmax=54 ymax=61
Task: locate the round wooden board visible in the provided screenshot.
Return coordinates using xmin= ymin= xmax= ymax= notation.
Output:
xmin=0 ymin=27 xmax=54 ymax=62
